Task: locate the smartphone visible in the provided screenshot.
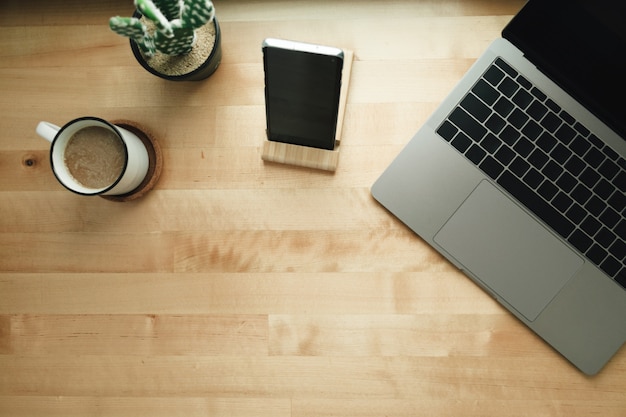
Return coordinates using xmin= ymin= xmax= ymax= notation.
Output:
xmin=263 ymin=38 xmax=344 ymax=150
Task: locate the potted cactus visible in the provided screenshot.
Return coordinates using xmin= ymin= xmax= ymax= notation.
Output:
xmin=110 ymin=0 xmax=222 ymax=81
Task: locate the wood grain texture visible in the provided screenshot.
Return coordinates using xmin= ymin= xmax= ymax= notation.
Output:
xmin=1 ymin=1 xmax=625 ymax=416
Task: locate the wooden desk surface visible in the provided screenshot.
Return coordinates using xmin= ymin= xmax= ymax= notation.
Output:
xmin=1 ymin=0 xmax=625 ymax=415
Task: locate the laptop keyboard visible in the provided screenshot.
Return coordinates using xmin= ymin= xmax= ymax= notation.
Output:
xmin=436 ymin=57 xmax=626 ymax=289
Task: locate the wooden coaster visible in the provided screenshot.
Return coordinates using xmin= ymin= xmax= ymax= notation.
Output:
xmin=262 ymin=49 xmax=354 ymax=172
xmin=100 ymin=120 xmax=163 ymax=202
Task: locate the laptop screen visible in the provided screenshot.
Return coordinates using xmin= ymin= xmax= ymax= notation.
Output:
xmin=503 ymin=0 xmax=626 ymax=140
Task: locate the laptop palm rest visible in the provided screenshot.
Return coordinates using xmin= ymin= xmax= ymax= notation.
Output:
xmin=434 ymin=181 xmax=584 ymax=322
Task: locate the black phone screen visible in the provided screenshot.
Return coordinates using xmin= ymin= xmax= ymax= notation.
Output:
xmin=263 ymin=41 xmax=343 ymax=150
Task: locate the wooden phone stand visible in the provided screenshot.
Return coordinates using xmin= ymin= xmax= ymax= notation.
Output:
xmin=261 ymin=49 xmax=354 ymax=172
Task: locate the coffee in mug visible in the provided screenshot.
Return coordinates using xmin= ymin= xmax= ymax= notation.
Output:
xmin=64 ymin=125 xmax=126 ymax=189
xmin=36 ymin=117 xmax=150 ymax=196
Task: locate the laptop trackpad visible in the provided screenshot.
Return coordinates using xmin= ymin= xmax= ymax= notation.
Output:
xmin=434 ymin=181 xmax=583 ymax=322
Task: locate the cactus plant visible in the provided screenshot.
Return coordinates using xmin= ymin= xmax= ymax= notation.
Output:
xmin=110 ymin=0 xmax=215 ymax=57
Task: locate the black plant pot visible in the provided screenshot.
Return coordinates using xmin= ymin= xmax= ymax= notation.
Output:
xmin=130 ymin=12 xmax=222 ymax=81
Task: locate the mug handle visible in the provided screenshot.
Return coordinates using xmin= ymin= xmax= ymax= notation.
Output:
xmin=36 ymin=121 xmax=61 ymax=143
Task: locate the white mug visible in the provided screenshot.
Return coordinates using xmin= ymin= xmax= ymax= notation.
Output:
xmin=36 ymin=117 xmax=149 ymax=196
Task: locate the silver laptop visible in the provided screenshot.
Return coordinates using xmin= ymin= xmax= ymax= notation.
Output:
xmin=371 ymin=0 xmax=626 ymax=375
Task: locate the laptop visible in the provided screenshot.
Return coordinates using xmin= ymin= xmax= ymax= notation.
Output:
xmin=371 ymin=0 xmax=626 ymax=375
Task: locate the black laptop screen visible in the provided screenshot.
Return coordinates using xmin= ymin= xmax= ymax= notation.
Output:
xmin=503 ymin=0 xmax=626 ymax=139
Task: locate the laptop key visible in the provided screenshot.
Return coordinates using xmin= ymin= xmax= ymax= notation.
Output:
xmin=495 ymin=58 xmax=518 ymax=77
xmin=565 ymin=155 xmax=585 ymax=176
xmin=437 ymin=121 xmax=458 ymax=142
xmin=500 ymin=125 xmax=520 ymax=146
xmin=508 ymin=108 xmax=529 ymax=129
xmin=555 ymin=124 xmax=576 ymax=144
xmin=461 ymin=93 xmax=491 ymax=122
xmin=510 ymin=157 xmax=531 ymax=177
xmin=556 ymin=172 xmax=577 ymax=193
xmin=593 ymin=179 xmax=614 ymax=200
xmin=570 ymin=136 xmax=590 ymax=156
xmin=472 ymin=79 xmax=500 ymax=106
xmin=512 ymin=88 xmax=534 ymax=109
xmin=451 ymin=132 xmax=472 ymax=153
xmin=565 ymin=203 xmax=587 ymax=224
xmin=579 ymin=167 xmax=600 ymax=189
xmin=553 ymin=192 xmax=574 ymax=213
xmin=484 ymin=65 xmax=505 ymax=86
xmin=449 ymin=107 xmax=487 ymax=140
xmin=574 ymin=122 xmax=590 ymax=137
xmin=481 ymin=133 xmax=502 ymax=153
xmin=571 ymin=184 xmax=592 ymax=206
xmin=513 ymin=137 xmax=533 ymax=157
xmin=527 ymin=100 xmax=548 ymax=121
xmin=516 ymin=74 xmax=532 ymax=90
xmin=545 ymin=98 xmax=561 ymax=113
xmin=602 ymin=146 xmax=619 ymax=161
xmin=569 ymin=230 xmax=593 ymax=253
xmin=530 ymin=86 xmax=547 ymax=101
xmin=542 ymin=160 xmax=563 ymax=182
xmin=538 ymin=181 xmax=559 ymax=201
xmin=600 ymin=207 xmax=620 ymax=229
xmin=588 ymin=133 xmax=604 ymax=148
xmin=494 ymin=96 xmax=514 ymax=118
xmin=479 ymin=156 xmax=505 ymax=180
xmin=560 ymin=110 xmax=576 ymax=125
xmin=601 ymin=256 xmax=622 ymax=277
xmin=536 ymin=131 xmax=557 ymax=152
xmin=497 ymin=77 xmax=519 ymax=97
xmin=581 ymin=216 xmax=602 ymax=236
xmin=485 ymin=113 xmax=507 ymax=134
xmin=466 ymin=144 xmax=487 ymax=165
xmin=587 ymin=244 xmax=608 ymax=266
xmin=528 ymin=149 xmax=549 ymax=170
xmin=551 ymin=143 xmax=572 ymax=164
xmin=522 ymin=120 xmax=542 ymax=141
xmin=598 ymin=159 xmax=619 ymax=180
xmin=540 ymin=111 xmax=562 ymax=132
xmin=585 ymin=195 xmax=606 ymax=218
xmin=523 ymin=168 xmax=544 ymax=189
xmin=596 ymin=227 xmax=617 ymax=249
xmin=494 ymin=145 xmax=516 ymax=166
